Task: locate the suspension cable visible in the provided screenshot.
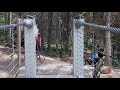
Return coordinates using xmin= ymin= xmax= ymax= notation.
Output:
xmin=84 ymin=23 xmax=120 ymax=33
xmin=74 ymin=15 xmax=120 ymax=33
xmin=0 ymin=23 xmax=25 ymax=30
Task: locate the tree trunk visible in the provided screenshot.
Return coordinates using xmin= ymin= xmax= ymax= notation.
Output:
xmin=56 ymin=12 xmax=61 ymax=57
xmin=5 ymin=12 xmax=12 ymax=47
xmin=105 ymin=12 xmax=112 ymax=66
xmin=47 ymin=12 xmax=53 ymax=52
xmin=66 ymin=12 xmax=71 ymax=56
xmin=100 ymin=31 xmax=105 ymax=47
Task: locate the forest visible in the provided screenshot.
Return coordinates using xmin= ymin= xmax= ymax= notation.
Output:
xmin=0 ymin=12 xmax=120 ymax=67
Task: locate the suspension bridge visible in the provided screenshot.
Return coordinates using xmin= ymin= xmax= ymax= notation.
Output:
xmin=0 ymin=14 xmax=120 ymax=78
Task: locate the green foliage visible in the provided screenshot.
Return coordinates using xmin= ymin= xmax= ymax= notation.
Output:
xmin=84 ymin=39 xmax=93 ymax=50
xmin=48 ymin=49 xmax=58 ymax=57
xmin=0 ymin=32 xmax=5 ymax=44
xmin=59 ymin=48 xmax=67 ymax=58
xmin=48 ymin=48 xmax=67 ymax=58
xmin=0 ymin=14 xmax=6 ymax=45
xmin=46 ymin=43 xmax=69 ymax=58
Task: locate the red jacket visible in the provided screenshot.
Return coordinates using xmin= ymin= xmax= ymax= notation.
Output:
xmin=36 ymin=33 xmax=41 ymax=45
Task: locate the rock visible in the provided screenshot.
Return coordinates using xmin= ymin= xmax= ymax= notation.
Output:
xmin=100 ymin=74 xmax=113 ymax=78
xmin=99 ymin=66 xmax=113 ymax=78
xmin=100 ymin=66 xmax=112 ymax=74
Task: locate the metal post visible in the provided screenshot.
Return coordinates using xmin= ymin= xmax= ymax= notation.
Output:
xmin=24 ymin=16 xmax=37 ymax=78
xmin=73 ymin=18 xmax=84 ymax=78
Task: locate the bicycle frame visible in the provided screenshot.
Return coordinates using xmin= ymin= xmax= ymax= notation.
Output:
xmin=92 ymin=57 xmax=105 ymax=78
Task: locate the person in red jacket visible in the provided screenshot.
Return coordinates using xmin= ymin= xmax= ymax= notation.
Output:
xmin=36 ymin=33 xmax=41 ymax=52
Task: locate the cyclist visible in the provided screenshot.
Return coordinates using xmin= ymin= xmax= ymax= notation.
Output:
xmin=36 ymin=33 xmax=42 ymax=52
xmin=91 ymin=51 xmax=99 ymax=66
xmin=92 ymin=45 xmax=106 ymax=66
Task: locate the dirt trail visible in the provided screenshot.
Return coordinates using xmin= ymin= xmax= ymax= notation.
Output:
xmin=1 ymin=45 xmax=120 ymax=78
xmin=0 ymin=45 xmax=24 ymax=78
